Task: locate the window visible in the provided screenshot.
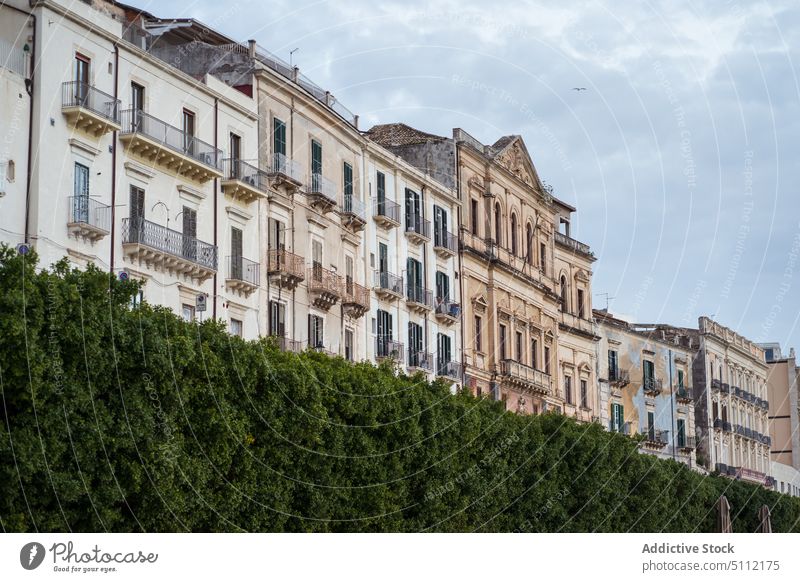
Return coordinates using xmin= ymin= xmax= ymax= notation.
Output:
xmin=268 ymin=218 xmax=285 ymax=250
xmin=405 ymin=187 xmax=422 ymax=231
xmin=229 ymin=133 xmax=241 ymax=162
xmin=643 ymin=360 xmax=655 ymax=390
xmin=499 ymin=324 xmax=507 ymax=360
xmin=312 ymin=239 xmax=323 ymax=273
xmin=131 ymin=82 xmax=144 ymax=112
xmin=677 ymin=369 xmax=685 ymax=389
xmin=560 ymin=275 xmax=568 ymax=310
xmin=577 ymin=289 xmax=585 ymax=318
xmin=376 ymin=309 xmax=394 ymax=357
xmin=564 ymin=376 xmax=573 ymax=405
xmin=273 ymin=117 xmax=286 ymax=158
xmin=345 ymin=329 xmax=354 ymax=362
xmin=73 ymin=163 xmax=90 ymax=223
xmin=311 ymin=139 xmax=322 ymax=181
xmin=230 ymin=318 xmax=243 ymax=337
xmin=510 ymin=213 xmax=518 ymax=255
xmin=433 ymin=205 xmax=448 ymax=246
xmin=182 ymin=109 xmax=195 ymax=153
xmin=129 ymin=186 xmax=145 ymax=240
xmin=269 ymin=301 xmax=286 ymax=337
xmin=345 ymin=256 xmax=354 ymax=295
xmin=343 ymin=162 xmax=354 ymax=206
xmin=539 ymin=242 xmax=547 ymax=274
xmin=230 ymin=227 xmax=243 ymax=279
xmin=182 ymin=206 xmax=197 ymax=260
xmin=130 ymin=289 xmax=144 ymax=309
xmin=74 ymin=53 xmax=90 ymax=104
xmin=182 ymin=304 xmax=195 ymax=322
xmin=608 ymin=350 xmax=619 ymax=381
xmin=515 ymin=331 xmax=523 ymax=362
xmin=474 ymin=315 xmax=482 ymax=352
xmin=407 ymin=257 xmax=423 ymax=302
xmin=531 ymin=338 xmax=538 ymax=369
xmin=435 ymin=271 xmax=450 ymax=302
xmin=611 ymin=403 xmax=624 ymax=432
xmin=544 ymin=346 xmax=551 ymax=375
xmin=308 ymin=314 xmax=324 ymax=349
xmin=471 ymin=199 xmax=479 ymax=235
xmin=526 ymin=223 xmax=534 ymax=265
xmin=437 ymin=333 xmax=452 ymax=366
xmin=580 ymin=379 xmax=588 ymax=408
xmin=677 ymin=418 xmax=686 ymax=448
xmin=408 ymin=322 xmax=424 ymax=367
xmin=647 ymin=411 xmax=655 ymax=441
xmin=376 ymin=171 xmax=386 ymax=213
xmin=378 ymin=242 xmax=389 ymax=277
xmin=494 ymin=202 xmax=502 ymax=245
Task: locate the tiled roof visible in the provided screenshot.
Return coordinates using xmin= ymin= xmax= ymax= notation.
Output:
xmin=366 ymin=123 xmax=446 ymax=147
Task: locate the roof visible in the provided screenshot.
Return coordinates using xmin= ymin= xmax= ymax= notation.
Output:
xmin=366 ymin=123 xmax=447 ymax=147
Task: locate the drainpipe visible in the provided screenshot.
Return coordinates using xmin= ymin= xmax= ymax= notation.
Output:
xmin=455 ymin=143 xmax=466 ymax=387
xmin=110 ymin=43 xmax=119 ymax=271
xmin=669 ymin=348 xmax=676 ymax=461
xmin=213 ymin=97 xmax=218 ymax=321
xmin=22 ymin=10 xmax=36 ymax=244
xmin=421 ymin=185 xmax=429 ymax=367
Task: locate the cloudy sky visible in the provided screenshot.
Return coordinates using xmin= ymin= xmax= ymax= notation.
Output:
xmin=149 ymin=0 xmax=800 ymax=350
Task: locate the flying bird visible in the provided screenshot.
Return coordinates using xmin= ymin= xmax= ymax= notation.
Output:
xmin=572 ymin=87 xmax=587 ymax=91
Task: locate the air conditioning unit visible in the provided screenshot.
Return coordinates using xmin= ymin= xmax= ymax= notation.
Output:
xmin=201 ymin=152 xmax=217 ymax=166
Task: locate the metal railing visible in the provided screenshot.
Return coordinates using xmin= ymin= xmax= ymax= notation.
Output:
xmin=119 ymin=109 xmax=222 ymax=170
xmin=270 ymin=335 xmax=303 ymax=353
xmin=122 ymin=217 xmax=217 ymax=270
xmin=676 ymin=435 xmax=697 ymax=449
xmin=222 ymin=158 xmax=269 ymax=192
xmin=68 ymin=196 xmax=111 ymax=233
xmin=406 ymin=284 xmax=433 ymax=308
xmin=711 ymin=379 xmax=722 ymax=391
xmin=408 ymin=349 xmax=434 ymax=371
xmin=405 ymin=212 xmax=431 ymax=239
xmin=676 ymin=387 xmax=693 ymax=400
xmin=499 ymin=359 xmax=552 ymax=393
xmin=374 ymin=271 xmax=404 ymax=295
xmin=437 ymin=359 xmax=462 ymax=380
xmin=62 ymin=81 xmax=120 ymax=122
xmin=433 ymin=227 xmax=458 ymax=253
xmin=374 ymin=198 xmax=400 ymax=223
xmin=554 ymin=231 xmax=593 ymax=257
xmin=341 ymin=194 xmax=366 ymax=221
xmin=460 ymin=228 xmax=553 ymax=284
xmin=646 ymin=428 xmax=669 ymax=445
xmin=306 ymin=172 xmax=337 ymax=205
xmin=376 ymin=337 xmax=404 ymax=360
xmin=267 ymin=249 xmax=305 ymax=279
xmin=343 ymin=279 xmax=370 ymax=308
xmin=609 ymin=420 xmax=632 ymax=435
xmin=609 ymin=368 xmax=629 ymax=385
xmin=643 ymin=377 xmax=663 ymax=395
xmin=270 ymin=152 xmax=304 ymax=183
xmin=435 ymin=297 xmax=461 ymax=319
xmin=307 ymin=264 xmax=342 ymax=296
xmin=227 ymin=255 xmax=259 ymax=286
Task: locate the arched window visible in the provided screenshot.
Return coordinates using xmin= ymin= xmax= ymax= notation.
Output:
xmin=494 ymin=202 xmax=502 ymax=246
xmin=526 ymin=222 xmax=534 ymax=265
xmin=560 ymin=275 xmax=568 ymax=310
xmin=510 ymin=213 xmax=518 ymax=255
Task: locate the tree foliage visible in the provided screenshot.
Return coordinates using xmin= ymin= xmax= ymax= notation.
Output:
xmin=1 ymin=247 xmax=798 ymax=532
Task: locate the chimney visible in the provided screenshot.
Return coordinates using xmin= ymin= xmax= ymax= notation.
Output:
xmin=247 ymin=39 xmax=256 ymax=59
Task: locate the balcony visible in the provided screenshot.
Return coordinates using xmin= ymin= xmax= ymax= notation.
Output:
xmin=375 ymin=337 xmax=404 ymax=362
xmin=559 ymin=311 xmax=596 ymax=338
xmin=61 ymin=81 xmax=121 ymax=137
xmin=721 ymin=383 xmax=731 ymax=394
xmin=433 ymin=228 xmax=458 ymax=258
xmin=408 ymin=349 xmax=434 ymax=373
xmin=676 ymin=387 xmax=693 ymax=403
xmin=609 ymin=421 xmax=632 ymax=435
xmin=220 ymin=159 xmax=269 ymax=204
xmin=305 ymin=173 xmax=337 ymax=213
xmin=711 ymin=379 xmax=722 ymax=392
xmin=340 ymin=194 xmax=367 ymax=232
xmin=267 ymin=249 xmax=305 ymax=290
xmin=677 ymin=435 xmax=697 ymax=451
xmin=405 ymin=213 xmax=431 ymax=244
xmin=460 ymin=229 xmax=553 ymax=288
xmin=723 ymin=421 xmax=732 ymax=432
xmin=270 ymin=335 xmax=303 ymax=353
xmin=437 ymin=359 xmax=462 ymax=381
xmin=225 ymin=255 xmax=259 ymax=296
xmin=373 ymin=271 xmax=404 ymax=300
xmin=643 ymin=377 xmax=663 ymax=396
xmin=609 ymin=368 xmax=630 ymax=387
xmin=434 ymin=297 xmax=461 ymax=325
xmin=373 ymin=199 xmax=401 ymax=229
xmin=121 ymin=217 xmax=217 ymax=282
xmin=498 ymin=359 xmax=551 ymax=396
xmin=342 ymin=279 xmax=370 ymax=318
xmin=304 ymin=342 xmax=338 ymax=358
xmin=119 ymin=109 xmax=222 ymax=183
xmin=737 ymin=467 xmax=767 ymax=486
xmin=67 ymin=196 xmax=111 ymax=242
xmin=713 ymin=418 xmax=723 ymax=430
xmin=554 ymin=231 xmax=594 ymax=259
xmin=406 ymin=284 xmax=434 ymax=313
xmin=642 ymin=429 xmax=669 ymax=448
xmin=268 ymin=152 xmax=303 ymax=194
xmin=307 ymin=264 xmax=342 ymax=310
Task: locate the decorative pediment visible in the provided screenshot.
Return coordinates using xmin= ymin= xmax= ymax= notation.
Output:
xmin=472 ymin=293 xmax=488 ymax=313
xmin=574 ymin=269 xmax=590 ymax=283
xmin=578 ymin=362 xmax=592 ymax=375
xmin=492 ymin=137 xmax=544 ymax=193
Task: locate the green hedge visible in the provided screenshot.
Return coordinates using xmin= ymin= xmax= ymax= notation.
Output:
xmin=1 ymin=247 xmax=799 ymax=532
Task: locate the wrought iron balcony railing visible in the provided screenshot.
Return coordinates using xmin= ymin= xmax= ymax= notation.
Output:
xmin=227 ymin=255 xmax=259 ymax=287
xmin=433 ymin=228 xmax=458 ymax=254
xmin=437 ymin=359 xmax=462 ymax=380
xmin=375 ymin=337 xmax=404 ymax=361
xmin=341 ymin=193 xmax=367 ymax=222
xmin=405 ymin=212 xmax=431 ymax=241
xmin=61 ymin=81 xmax=121 ymax=123
xmin=408 ymin=349 xmax=434 ymax=371
xmin=122 ymin=217 xmax=217 ymax=271
xmin=119 ymin=109 xmax=222 ymax=171
xmin=270 ymin=152 xmax=304 ymax=184
xmin=306 ymin=172 xmax=338 ymax=206
xmin=374 ymin=271 xmax=404 ymax=296
xmin=406 ymin=284 xmax=434 ymax=309
xmin=222 ymin=158 xmax=269 ymax=193
xmin=373 ymin=198 xmax=401 ymax=226
xmin=270 ymin=335 xmax=303 ymax=353
xmin=435 ymin=297 xmax=461 ymax=320
xmin=68 ymin=195 xmax=111 ymax=234
xmin=609 ymin=367 xmax=630 ymax=386
xmin=643 ymin=377 xmax=663 ymax=395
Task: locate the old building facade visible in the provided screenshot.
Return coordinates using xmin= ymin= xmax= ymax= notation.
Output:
xmin=595 ymin=311 xmax=698 ymax=467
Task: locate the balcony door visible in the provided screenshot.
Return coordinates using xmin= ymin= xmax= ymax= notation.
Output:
xmin=231 ymin=227 xmax=243 ymax=279
xmin=182 ymin=109 xmax=195 ymax=156
xmin=308 ymin=314 xmax=324 ymax=349
xmin=345 ymin=256 xmax=354 ymax=295
xmin=311 ymin=140 xmax=322 ymax=187
xmin=312 ymin=239 xmax=323 ymax=281
xmin=73 ymin=163 xmax=89 ymax=223
xmin=269 ymin=301 xmax=286 ymax=337
xmin=131 ymin=82 xmax=144 ymax=130
xmin=433 ymin=205 xmax=447 ymax=246
xmin=343 ymin=162 xmax=353 ymax=211
xmin=377 ymin=309 xmax=393 ymax=357
xmin=129 ymin=185 xmax=145 ymax=243
xmin=376 ymin=171 xmax=386 ymax=215
xmin=408 ymin=322 xmax=424 ymax=366
xmin=437 ymin=333 xmax=452 ymax=370
xmin=229 ymin=133 xmax=241 ymax=179
xmin=268 ymin=218 xmax=285 ymax=251
xmin=182 ymin=206 xmax=197 ymax=260
xmin=435 ymin=270 xmax=449 ymax=302
xmin=407 ymin=257 xmax=423 ymax=301
xmin=74 ymin=53 xmax=90 ymax=105
xmin=405 ymin=187 xmax=421 ymax=230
